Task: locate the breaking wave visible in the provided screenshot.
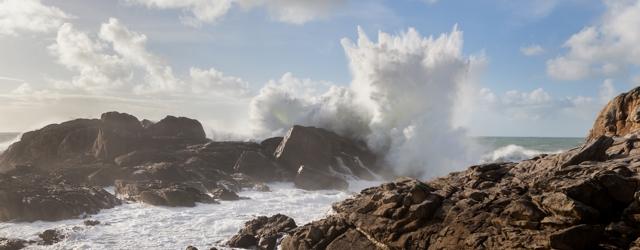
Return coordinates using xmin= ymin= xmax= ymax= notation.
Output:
xmin=480 ymin=144 xmax=562 ymax=163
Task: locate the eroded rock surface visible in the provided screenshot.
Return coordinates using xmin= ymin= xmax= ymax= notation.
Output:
xmin=281 ymin=132 xmax=640 ymax=249
xmin=228 ymin=214 xmax=297 ymax=250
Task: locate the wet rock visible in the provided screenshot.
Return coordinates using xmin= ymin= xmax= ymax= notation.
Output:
xmin=0 ymin=238 xmax=29 ymax=250
xmin=274 ymin=125 xmax=379 ymax=189
xmin=115 ymin=180 xmax=215 ymax=207
xmin=294 ymin=165 xmax=348 ymax=191
xmin=233 ymin=151 xmax=282 ymax=182
xmin=83 ymin=220 xmax=101 ymax=226
xmin=39 ymin=229 xmax=65 ymax=245
xmin=0 ymin=173 xmax=121 ymax=222
xmin=228 ymin=214 xmax=297 ymax=250
xmin=210 ymin=187 xmax=240 ymax=201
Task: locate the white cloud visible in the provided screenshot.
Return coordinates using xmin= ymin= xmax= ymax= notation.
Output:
xmin=124 ymin=0 xmax=346 ymax=26
xmin=48 ymin=18 xmax=249 ymax=98
xmin=547 ymin=0 xmax=640 ymax=81
xmin=0 ymin=0 xmax=70 ymax=35
xmin=520 ymin=44 xmax=544 ymax=56
xmin=599 ymin=79 xmax=616 ymax=103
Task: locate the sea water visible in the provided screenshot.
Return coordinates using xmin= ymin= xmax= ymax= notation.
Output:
xmin=0 ymin=136 xmax=583 ymax=249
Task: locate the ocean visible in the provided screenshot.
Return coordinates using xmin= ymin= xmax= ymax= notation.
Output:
xmin=0 ymin=136 xmax=584 ymax=249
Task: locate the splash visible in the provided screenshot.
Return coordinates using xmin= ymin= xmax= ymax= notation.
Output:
xmin=249 ymin=26 xmax=480 ymax=178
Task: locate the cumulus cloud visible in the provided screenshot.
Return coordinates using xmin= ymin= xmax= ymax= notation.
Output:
xmin=48 ymin=18 xmax=249 ymax=98
xmin=547 ymin=0 xmax=640 ymax=81
xmin=520 ymin=44 xmax=544 ymax=56
xmin=124 ymin=0 xmax=345 ymax=26
xmin=0 ymin=0 xmax=71 ymax=35
xmin=250 ymin=26 xmax=479 ymax=178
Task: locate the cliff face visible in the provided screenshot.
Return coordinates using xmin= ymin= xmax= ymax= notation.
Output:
xmin=588 ymin=87 xmax=640 ymax=141
xmin=274 ymin=88 xmax=640 ymax=250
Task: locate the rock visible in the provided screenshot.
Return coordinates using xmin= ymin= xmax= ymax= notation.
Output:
xmin=233 ymin=151 xmax=282 ymax=182
xmin=261 ymin=137 xmax=283 ymax=156
xmin=228 ymin=214 xmax=297 ymax=250
xmin=549 ymin=224 xmax=603 ymax=250
xmin=84 ymin=220 xmax=101 ymax=226
xmin=39 ymin=229 xmax=64 ymax=245
xmin=274 ymin=125 xmax=379 ymax=189
xmin=0 ymin=238 xmax=28 ymax=250
xmin=294 ymin=165 xmax=348 ymax=190
xmin=0 ymin=173 xmax=121 ymax=222
xmin=115 ymin=180 xmax=215 ymax=207
xmin=146 ymin=115 xmax=206 ymax=141
xmin=114 ymin=150 xmax=176 ymax=167
xmin=210 ymin=187 xmax=240 ymax=201
xmin=325 ymin=229 xmax=383 ymax=250
xmin=588 ymin=86 xmax=640 ymax=140
xmin=185 ymin=246 xmax=198 ymax=250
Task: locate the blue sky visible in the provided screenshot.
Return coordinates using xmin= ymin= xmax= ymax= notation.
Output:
xmin=0 ymin=0 xmax=638 ymax=137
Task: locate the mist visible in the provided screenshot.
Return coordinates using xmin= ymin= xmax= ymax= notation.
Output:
xmin=249 ymin=26 xmax=481 ymax=178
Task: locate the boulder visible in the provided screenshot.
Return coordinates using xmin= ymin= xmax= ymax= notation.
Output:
xmin=39 ymin=229 xmax=65 ymax=245
xmin=294 ymin=165 xmax=348 ymax=191
xmin=228 ymin=214 xmax=297 ymax=250
xmin=0 ymin=238 xmax=29 ymax=250
xmin=588 ymin=86 xmax=640 ymax=140
xmin=0 ymin=173 xmax=121 ymax=222
xmin=274 ymin=125 xmax=379 ymax=189
xmin=115 ymin=180 xmax=215 ymax=207
xmin=233 ymin=151 xmax=283 ymax=182
xmin=146 ymin=115 xmax=206 ymax=141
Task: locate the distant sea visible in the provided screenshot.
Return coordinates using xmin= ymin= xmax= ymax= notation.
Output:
xmin=475 ymin=136 xmax=584 ymax=163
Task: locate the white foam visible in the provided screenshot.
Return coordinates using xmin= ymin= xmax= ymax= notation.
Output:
xmin=0 ymin=181 xmax=381 ymax=250
xmin=480 ymin=144 xmax=561 ymax=163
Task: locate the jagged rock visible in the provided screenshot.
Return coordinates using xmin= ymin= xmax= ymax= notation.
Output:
xmin=233 ymin=151 xmax=283 ymax=182
xmin=0 ymin=238 xmax=29 ymax=250
xmin=39 ymin=229 xmax=65 ymax=245
xmin=261 ymin=137 xmax=283 ymax=156
xmin=294 ymin=165 xmax=348 ymax=191
xmin=588 ymin=86 xmax=640 ymax=140
xmin=275 ymin=125 xmax=379 ymax=189
xmin=228 ymin=214 xmax=297 ymax=250
xmin=549 ymin=224 xmax=603 ymax=250
xmin=210 ymin=187 xmax=240 ymax=201
xmin=84 ymin=220 xmax=101 ymax=226
xmin=146 ymin=115 xmax=206 ymax=141
xmin=0 ymin=173 xmax=120 ymax=222
xmin=115 ymin=180 xmax=216 ymax=207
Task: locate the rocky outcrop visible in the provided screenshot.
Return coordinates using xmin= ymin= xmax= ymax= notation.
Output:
xmin=281 ymin=130 xmax=640 ymax=249
xmin=228 ymin=214 xmax=297 ymax=250
xmin=275 ymin=125 xmax=379 ymax=190
xmin=115 ymin=180 xmax=217 ymax=207
xmin=589 ymin=86 xmax=640 ymax=140
xmin=0 ymin=172 xmax=120 ymax=222
xmin=0 ymin=238 xmax=29 ymax=250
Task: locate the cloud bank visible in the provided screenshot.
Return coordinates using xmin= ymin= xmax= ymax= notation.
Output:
xmin=124 ymin=0 xmax=346 ymax=26
xmin=250 ymin=26 xmax=479 ymax=178
xmin=547 ymin=0 xmax=640 ymax=81
xmin=0 ymin=0 xmax=70 ymax=35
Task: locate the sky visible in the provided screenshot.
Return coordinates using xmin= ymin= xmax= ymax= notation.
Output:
xmin=0 ymin=0 xmax=639 ymax=138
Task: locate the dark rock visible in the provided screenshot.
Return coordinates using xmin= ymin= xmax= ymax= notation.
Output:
xmin=39 ymin=229 xmax=64 ymax=245
xmin=0 ymin=174 xmax=121 ymax=222
xmin=549 ymin=224 xmax=603 ymax=250
xmin=115 ymin=180 xmax=215 ymax=207
xmin=210 ymin=187 xmax=240 ymax=201
xmin=228 ymin=214 xmax=297 ymax=250
xmin=294 ymin=165 xmax=348 ymax=190
xmin=146 ymin=115 xmax=206 ymax=141
xmin=83 ymin=220 xmax=100 ymax=226
xmin=274 ymin=125 xmax=379 ymax=189
xmin=185 ymin=246 xmax=198 ymax=250
xmin=0 ymin=238 xmax=28 ymax=250
xmin=261 ymin=137 xmax=283 ymax=156
xmin=233 ymin=151 xmax=282 ymax=182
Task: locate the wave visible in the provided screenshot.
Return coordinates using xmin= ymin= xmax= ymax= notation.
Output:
xmin=480 ymin=144 xmax=563 ymax=163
